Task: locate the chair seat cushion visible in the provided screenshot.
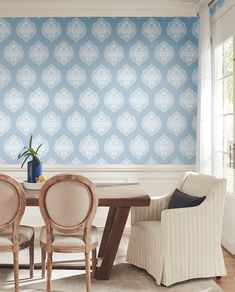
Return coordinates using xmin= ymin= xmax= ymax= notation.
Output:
xmin=168 ymin=188 xmax=206 ymax=209
xmin=0 ymin=225 xmax=34 ymax=247
xmin=40 ymin=225 xmax=98 ymax=247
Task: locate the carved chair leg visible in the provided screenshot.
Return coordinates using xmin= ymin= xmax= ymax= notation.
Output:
xmin=85 ymin=251 xmax=91 ymax=292
xmin=41 ymin=248 xmax=46 ymax=279
xmin=47 ymin=252 xmax=53 ymax=292
xmin=29 ymin=241 xmax=34 ymax=278
xmin=13 ymin=252 xmax=19 ymax=292
xmin=91 ymin=248 xmax=97 ymax=279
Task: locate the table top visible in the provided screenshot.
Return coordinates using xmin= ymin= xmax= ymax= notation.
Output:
xmin=24 ymin=183 xmax=150 ymax=207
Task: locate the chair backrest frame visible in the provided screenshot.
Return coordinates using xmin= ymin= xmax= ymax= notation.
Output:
xmin=0 ymin=174 xmax=26 ymax=250
xmin=39 ymin=174 xmax=98 ymax=236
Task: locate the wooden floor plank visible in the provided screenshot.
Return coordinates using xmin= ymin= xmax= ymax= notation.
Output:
xmin=217 ymin=248 xmax=235 ymax=291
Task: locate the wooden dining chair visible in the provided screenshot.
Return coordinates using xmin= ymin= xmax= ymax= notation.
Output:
xmin=0 ymin=174 xmax=34 ymax=292
xmin=39 ymin=174 xmax=98 ymax=292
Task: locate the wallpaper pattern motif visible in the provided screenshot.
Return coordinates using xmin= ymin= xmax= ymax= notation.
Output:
xmin=0 ymin=17 xmax=198 ymax=164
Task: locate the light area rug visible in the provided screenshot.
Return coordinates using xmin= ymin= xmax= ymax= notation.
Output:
xmin=0 ymin=231 xmax=222 ymax=292
xmin=0 ymin=265 xmax=222 ymax=292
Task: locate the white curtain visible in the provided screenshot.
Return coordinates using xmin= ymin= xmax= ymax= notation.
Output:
xmin=196 ymin=1 xmax=212 ymax=174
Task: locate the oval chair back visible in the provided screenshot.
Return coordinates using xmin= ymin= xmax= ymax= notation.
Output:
xmin=0 ymin=174 xmax=25 ymax=232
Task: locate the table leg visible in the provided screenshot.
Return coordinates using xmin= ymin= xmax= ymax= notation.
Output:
xmin=95 ymin=206 xmax=130 ymax=280
xmin=98 ymin=207 xmax=117 ymax=257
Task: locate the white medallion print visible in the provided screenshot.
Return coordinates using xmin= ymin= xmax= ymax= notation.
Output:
xmin=154 ymin=135 xmax=174 ymax=159
xmin=129 ymin=135 xmax=149 ymax=160
xmin=117 ymin=112 xmax=136 ymax=136
xmin=0 ymin=65 xmax=11 ymax=89
xmin=104 ymin=88 xmax=124 ymax=112
xmin=67 ymin=65 xmax=86 ymax=89
xmin=142 ymin=18 xmax=161 ymax=42
xmin=179 ymin=135 xmax=196 ymax=159
xmin=104 ymin=41 xmax=124 ymax=66
xmin=4 ymin=41 xmax=24 ymax=65
xmin=92 ymin=65 xmax=111 ymax=89
xmin=179 ymin=88 xmax=197 ymax=112
xmin=192 ymin=21 xmax=199 ymax=39
xmin=54 ymin=88 xmax=74 ymax=112
xmin=117 ymin=18 xmax=136 ymax=42
xmin=79 ymin=88 xmax=99 ymax=112
xmin=41 ymin=111 xmax=61 ymax=136
xmin=142 ymin=112 xmax=161 ymax=136
xmin=29 ymin=88 xmax=49 ymax=112
xmin=167 ymin=18 xmax=187 ymax=42
xmin=41 ymin=65 xmax=61 ymax=89
xmin=92 ymin=18 xmax=111 ymax=42
xmin=66 ymin=18 xmax=86 ymax=42
xmin=154 ymin=41 xmax=174 ymax=65
xmin=29 ymin=41 xmax=49 ymax=65
xmin=79 ymin=41 xmax=99 ymax=66
xmin=167 ymin=111 xmax=186 ymax=136
xmin=16 ymin=18 xmax=36 ymax=41
xmin=167 ymin=64 xmax=186 ymax=89
xmin=79 ymin=135 xmax=99 ymax=160
xmin=54 ymin=41 xmax=74 ymax=65
xmin=0 ymin=18 xmax=11 ymax=41
xmin=142 ymin=65 xmax=161 ymax=89
xmin=104 ymin=135 xmax=124 ymax=160
xmin=17 ymin=65 xmax=36 ymax=89
xmin=179 ymin=41 xmax=198 ymax=66
xmin=154 ymin=88 xmax=174 ymax=112
xmin=42 ymin=18 xmax=61 ymax=42
xmin=66 ymin=112 xmax=86 ymax=136
xmin=4 ymin=88 xmax=24 ymax=112
xmin=0 ymin=112 xmax=11 ymax=136
xmin=54 ymin=135 xmax=74 ymax=160
xmin=16 ymin=111 xmax=36 ymax=135
xmin=4 ymin=135 xmax=23 ymax=159
xmin=92 ymin=112 xmax=112 ymax=136
xmin=129 ymin=88 xmax=149 ymax=112
xmin=116 ymin=65 xmax=136 ymax=89
xmin=129 ymin=41 xmax=149 ymax=65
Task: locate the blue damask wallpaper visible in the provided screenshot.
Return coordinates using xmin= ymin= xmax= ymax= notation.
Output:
xmin=0 ymin=17 xmax=198 ymax=164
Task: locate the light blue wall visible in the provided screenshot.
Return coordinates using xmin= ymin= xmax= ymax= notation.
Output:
xmin=0 ymin=17 xmax=198 ymax=165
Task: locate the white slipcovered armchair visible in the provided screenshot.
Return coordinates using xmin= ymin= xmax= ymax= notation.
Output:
xmin=126 ymin=172 xmax=226 ymax=286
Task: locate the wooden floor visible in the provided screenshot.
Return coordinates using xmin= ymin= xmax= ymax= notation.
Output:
xmin=217 ymin=248 xmax=235 ymax=292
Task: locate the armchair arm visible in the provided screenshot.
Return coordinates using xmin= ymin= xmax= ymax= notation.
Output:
xmin=131 ymin=193 xmax=171 ymax=225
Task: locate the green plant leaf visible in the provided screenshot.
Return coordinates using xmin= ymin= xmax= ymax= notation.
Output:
xmin=29 ymin=135 xmax=33 ymax=148
xmin=29 ymin=147 xmax=37 ymax=156
xmin=18 ymin=149 xmax=30 ymax=159
xmin=17 ymin=147 xmax=27 ymax=159
xmin=34 ymin=156 xmax=40 ymax=164
xmin=21 ymin=154 xmax=31 ymax=168
xmin=35 ymin=143 xmax=43 ymax=154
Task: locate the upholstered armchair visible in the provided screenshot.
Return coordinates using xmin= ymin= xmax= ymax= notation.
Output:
xmin=126 ymin=172 xmax=226 ymax=286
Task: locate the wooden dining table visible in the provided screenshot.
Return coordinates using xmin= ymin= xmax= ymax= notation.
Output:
xmin=24 ymin=183 xmax=150 ymax=280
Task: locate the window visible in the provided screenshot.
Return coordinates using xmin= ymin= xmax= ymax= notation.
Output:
xmin=213 ymin=37 xmax=234 ymax=194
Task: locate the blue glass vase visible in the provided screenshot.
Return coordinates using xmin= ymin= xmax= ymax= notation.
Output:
xmin=27 ymin=160 xmax=42 ymax=183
